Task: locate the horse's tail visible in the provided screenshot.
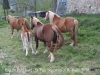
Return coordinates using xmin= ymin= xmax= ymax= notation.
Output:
xmin=27 ymin=32 xmax=30 ymax=42
xmin=25 ymin=19 xmax=31 ymax=30
xmin=73 ymin=19 xmax=78 ymax=46
xmin=52 ymin=25 xmax=64 ymax=51
xmin=26 ymin=31 xmax=32 ymax=42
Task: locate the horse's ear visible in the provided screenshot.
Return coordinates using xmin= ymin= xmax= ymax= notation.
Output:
xmin=46 ymin=10 xmax=49 ymax=12
xmin=31 ymin=16 xmax=33 ymax=19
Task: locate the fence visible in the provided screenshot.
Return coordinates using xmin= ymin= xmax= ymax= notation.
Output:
xmin=7 ymin=0 xmax=53 ymax=17
xmin=1 ymin=0 xmax=100 ymax=18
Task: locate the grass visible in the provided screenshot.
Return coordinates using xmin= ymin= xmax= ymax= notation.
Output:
xmin=0 ymin=14 xmax=100 ymax=75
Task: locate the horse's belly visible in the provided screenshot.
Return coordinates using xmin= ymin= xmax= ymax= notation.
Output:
xmin=59 ymin=25 xmax=68 ymax=32
xmin=13 ymin=24 xmax=21 ymax=29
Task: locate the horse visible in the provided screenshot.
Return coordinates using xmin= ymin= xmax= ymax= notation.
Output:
xmin=6 ymin=15 xmax=30 ymax=38
xmin=45 ymin=11 xmax=78 ymax=46
xmin=21 ymin=22 xmax=35 ymax=56
xmin=30 ymin=16 xmax=64 ymax=62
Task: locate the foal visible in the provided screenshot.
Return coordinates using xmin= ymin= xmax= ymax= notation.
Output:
xmin=30 ymin=16 xmax=64 ymax=62
xmin=6 ymin=15 xmax=30 ymax=38
xmin=21 ymin=23 xmax=35 ymax=56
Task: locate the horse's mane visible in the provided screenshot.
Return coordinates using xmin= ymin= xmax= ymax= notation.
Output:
xmin=7 ymin=15 xmax=17 ymax=23
xmin=32 ymin=17 xmax=43 ymax=26
xmin=47 ymin=11 xmax=60 ymax=23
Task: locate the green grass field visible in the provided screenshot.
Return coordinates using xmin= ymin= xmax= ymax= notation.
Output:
xmin=0 ymin=14 xmax=100 ymax=75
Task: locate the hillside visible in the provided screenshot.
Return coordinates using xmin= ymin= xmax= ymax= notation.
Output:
xmin=0 ymin=14 xmax=100 ymax=75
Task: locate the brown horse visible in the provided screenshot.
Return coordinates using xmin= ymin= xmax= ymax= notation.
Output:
xmin=6 ymin=15 xmax=30 ymax=38
xmin=21 ymin=22 xmax=35 ymax=56
xmin=30 ymin=16 xmax=64 ymax=62
xmin=45 ymin=11 xmax=78 ymax=46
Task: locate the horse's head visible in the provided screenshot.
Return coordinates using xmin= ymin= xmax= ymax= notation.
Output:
xmin=44 ymin=11 xmax=55 ymax=23
xmin=45 ymin=11 xmax=50 ymax=20
xmin=6 ymin=15 xmax=10 ymax=23
xmin=30 ymin=16 xmax=42 ymax=29
xmin=6 ymin=15 xmax=15 ymax=24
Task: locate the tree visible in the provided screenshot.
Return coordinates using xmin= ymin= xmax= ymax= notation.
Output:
xmin=53 ymin=0 xmax=57 ymax=12
xmin=2 ymin=0 xmax=10 ymax=20
xmin=3 ymin=0 xmax=10 ymax=10
xmin=17 ymin=0 xmax=30 ymax=16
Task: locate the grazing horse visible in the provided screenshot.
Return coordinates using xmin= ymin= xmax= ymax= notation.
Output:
xmin=6 ymin=15 xmax=30 ymax=38
xmin=45 ymin=11 xmax=78 ymax=46
xmin=21 ymin=22 xmax=35 ymax=56
xmin=30 ymin=16 xmax=64 ymax=62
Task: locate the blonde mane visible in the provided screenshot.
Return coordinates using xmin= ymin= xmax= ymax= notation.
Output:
xmin=7 ymin=15 xmax=16 ymax=24
xmin=48 ymin=11 xmax=60 ymax=23
xmin=32 ymin=17 xmax=43 ymax=26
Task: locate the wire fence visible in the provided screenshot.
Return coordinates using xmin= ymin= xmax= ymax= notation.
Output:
xmin=7 ymin=0 xmax=53 ymax=17
xmin=1 ymin=0 xmax=100 ymax=19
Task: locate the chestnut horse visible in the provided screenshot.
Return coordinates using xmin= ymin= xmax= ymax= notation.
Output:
xmin=30 ymin=16 xmax=64 ymax=62
xmin=45 ymin=11 xmax=78 ymax=46
xmin=21 ymin=22 xmax=35 ymax=56
xmin=6 ymin=15 xmax=30 ymax=38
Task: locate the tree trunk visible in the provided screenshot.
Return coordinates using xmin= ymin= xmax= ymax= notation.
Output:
xmin=53 ymin=0 xmax=57 ymax=13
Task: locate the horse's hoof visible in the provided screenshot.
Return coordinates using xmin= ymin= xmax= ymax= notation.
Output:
xmin=11 ymin=36 xmax=13 ymax=39
xmin=70 ymin=43 xmax=74 ymax=46
xmin=44 ymin=50 xmax=48 ymax=54
xmin=48 ymin=54 xmax=51 ymax=58
xmin=32 ymin=52 xmax=36 ymax=55
xmin=35 ymin=51 xmax=39 ymax=55
xmin=50 ymin=59 xmax=55 ymax=62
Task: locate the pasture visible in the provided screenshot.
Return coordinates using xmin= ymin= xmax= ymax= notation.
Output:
xmin=0 ymin=14 xmax=100 ymax=75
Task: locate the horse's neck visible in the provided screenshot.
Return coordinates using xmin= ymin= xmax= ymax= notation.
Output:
xmin=53 ymin=15 xmax=61 ymax=24
xmin=22 ymin=25 xmax=28 ymax=31
xmin=37 ymin=22 xmax=43 ymax=26
xmin=10 ymin=17 xmax=17 ymax=23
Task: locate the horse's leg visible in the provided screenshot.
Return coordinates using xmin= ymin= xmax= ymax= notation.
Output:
xmin=44 ymin=42 xmax=48 ymax=54
xmin=47 ymin=42 xmax=55 ymax=62
xmin=25 ymin=39 xmax=28 ymax=56
xmin=30 ymin=37 xmax=35 ymax=54
xmin=69 ymin=31 xmax=74 ymax=46
xmin=22 ymin=39 xmax=26 ymax=51
xmin=21 ymin=34 xmax=25 ymax=51
xmin=30 ymin=37 xmax=35 ymax=55
xmin=11 ymin=28 xmax=14 ymax=38
xmin=50 ymin=52 xmax=55 ymax=62
xmin=17 ymin=29 xmax=19 ymax=37
xmin=35 ymin=37 xmax=39 ymax=55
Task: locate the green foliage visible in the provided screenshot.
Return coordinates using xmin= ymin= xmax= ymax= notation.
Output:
xmin=36 ymin=0 xmax=53 ymax=11
xmin=3 ymin=0 xmax=10 ymax=9
xmin=0 ymin=20 xmax=8 ymax=28
xmin=0 ymin=65 xmax=5 ymax=74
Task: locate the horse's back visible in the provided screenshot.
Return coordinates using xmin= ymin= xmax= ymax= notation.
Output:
xmin=18 ymin=18 xmax=30 ymax=29
xmin=43 ymin=24 xmax=54 ymax=41
xmin=65 ymin=17 xmax=78 ymax=27
xmin=34 ymin=25 xmax=44 ymax=41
